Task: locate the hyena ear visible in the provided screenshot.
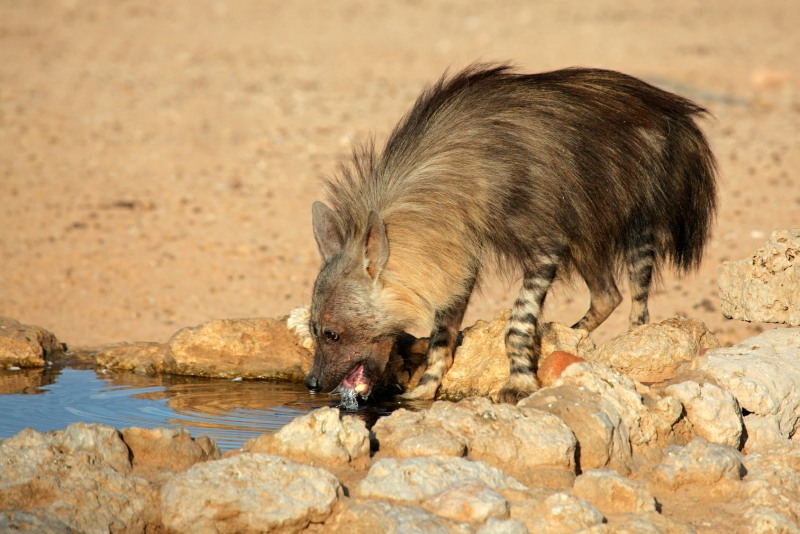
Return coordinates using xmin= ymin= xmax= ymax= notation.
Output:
xmin=365 ymin=211 xmax=389 ymax=280
xmin=312 ymin=201 xmax=344 ymax=262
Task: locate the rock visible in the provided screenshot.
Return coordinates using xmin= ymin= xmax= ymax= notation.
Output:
xmin=121 ymin=427 xmax=220 ymax=475
xmin=240 ymin=406 xmax=370 ymax=466
xmin=664 ymin=380 xmax=744 ymax=448
xmin=650 ymin=437 xmax=745 ymax=488
xmin=522 ymin=361 xmax=684 ymax=473
xmin=326 ymin=498 xmax=463 ymax=534
xmin=692 ymin=328 xmax=800 ymax=451
xmin=743 ymin=507 xmax=800 ymax=534
xmin=477 ymin=518 xmax=530 ymax=534
xmin=161 ymin=453 xmax=341 ymax=533
xmin=742 ymin=443 xmax=800 ymax=528
xmin=372 ymin=397 xmax=577 ymax=486
xmin=94 ymin=341 xmax=172 ymax=374
xmin=0 ymin=424 xmax=159 ymax=532
xmin=421 ymin=480 xmax=510 ymax=524
xmin=572 ymin=469 xmax=656 ymax=515
xmin=437 ymin=310 xmax=594 ymax=400
xmin=0 ymin=317 xmax=63 ymax=368
xmin=592 ymin=317 xmax=719 ymax=383
xmin=355 ymin=456 xmax=527 ymax=503
xmin=0 ymin=511 xmax=72 ymax=533
xmin=607 ymin=513 xmax=696 ymax=533
xmin=523 ymin=492 xmax=605 ymax=534
xmin=167 ymin=316 xmax=312 ymax=380
xmin=538 ymin=350 xmax=585 ymax=387
xmin=718 ymin=229 xmax=800 ymax=325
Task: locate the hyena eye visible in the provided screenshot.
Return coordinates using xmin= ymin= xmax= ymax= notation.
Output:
xmin=323 ymin=330 xmax=340 ymax=342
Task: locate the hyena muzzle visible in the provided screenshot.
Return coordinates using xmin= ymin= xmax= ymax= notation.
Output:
xmin=303 ymin=64 xmax=718 ymax=406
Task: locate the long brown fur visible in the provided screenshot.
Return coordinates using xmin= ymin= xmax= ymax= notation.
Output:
xmin=305 ymin=64 xmax=717 ymax=404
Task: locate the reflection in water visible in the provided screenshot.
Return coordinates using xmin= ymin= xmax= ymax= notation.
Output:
xmin=0 ymin=366 xmax=410 ymax=452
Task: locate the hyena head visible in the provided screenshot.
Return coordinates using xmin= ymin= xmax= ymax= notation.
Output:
xmin=305 ymin=201 xmax=398 ymax=399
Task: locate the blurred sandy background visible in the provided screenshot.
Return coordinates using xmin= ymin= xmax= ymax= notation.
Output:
xmin=1 ymin=0 xmax=798 ymax=348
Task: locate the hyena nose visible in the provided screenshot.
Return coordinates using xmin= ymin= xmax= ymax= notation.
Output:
xmin=304 ymin=375 xmax=322 ymax=392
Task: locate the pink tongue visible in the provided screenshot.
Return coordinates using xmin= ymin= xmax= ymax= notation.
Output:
xmin=342 ymin=363 xmax=366 ymax=390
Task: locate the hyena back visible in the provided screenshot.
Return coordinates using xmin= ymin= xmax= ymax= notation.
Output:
xmin=306 ymin=64 xmax=717 ymax=404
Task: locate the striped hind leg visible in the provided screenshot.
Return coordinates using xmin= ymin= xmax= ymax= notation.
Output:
xmin=498 ymin=252 xmax=560 ymax=404
xmin=626 ymin=228 xmax=656 ymax=328
xmin=402 ymin=277 xmax=475 ymax=400
xmin=572 ymin=267 xmax=622 ymax=332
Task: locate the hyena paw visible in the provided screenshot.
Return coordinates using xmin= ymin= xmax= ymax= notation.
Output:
xmin=497 ymin=375 xmax=539 ymax=404
xmin=400 ymin=381 xmax=439 ymax=400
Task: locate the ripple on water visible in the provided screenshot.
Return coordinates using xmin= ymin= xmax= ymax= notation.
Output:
xmin=0 ymin=367 xmax=400 ymax=452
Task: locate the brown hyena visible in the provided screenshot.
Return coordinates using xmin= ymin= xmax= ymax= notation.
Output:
xmin=304 ymin=64 xmax=717 ymax=406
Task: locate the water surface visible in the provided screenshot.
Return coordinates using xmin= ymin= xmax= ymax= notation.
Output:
xmin=0 ymin=365 xmax=403 ymax=452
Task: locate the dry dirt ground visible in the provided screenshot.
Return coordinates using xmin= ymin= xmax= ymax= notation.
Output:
xmin=1 ymin=0 xmax=798 ymax=349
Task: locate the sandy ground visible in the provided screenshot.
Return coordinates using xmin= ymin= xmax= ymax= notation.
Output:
xmin=1 ymin=1 xmax=798 ymax=349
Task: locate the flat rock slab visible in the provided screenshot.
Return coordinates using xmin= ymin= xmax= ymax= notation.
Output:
xmin=692 ymin=327 xmax=800 ymax=450
xmin=372 ymin=397 xmax=577 ymax=486
xmin=161 ymin=453 xmax=342 ymax=533
xmin=355 ymin=456 xmax=527 ymax=503
xmin=651 ymin=437 xmax=745 ymax=488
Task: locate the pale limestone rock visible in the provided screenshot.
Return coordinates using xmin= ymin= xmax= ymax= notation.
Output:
xmin=651 ymin=437 xmax=745 ymax=488
xmin=121 ymin=426 xmax=220 ymax=475
xmin=523 ymin=360 xmax=683 ymax=472
xmin=742 ymin=443 xmax=800 ymax=528
xmin=438 ymin=310 xmax=594 ymax=400
xmin=692 ymin=328 xmax=800 ymax=451
xmin=0 ymin=424 xmax=158 ymax=532
xmin=664 ymin=380 xmax=744 ymax=448
xmin=592 ymin=317 xmax=718 ymax=383
xmin=719 ymin=229 xmax=800 ymax=325
xmin=477 ymin=518 xmax=530 ymax=534
xmin=421 ymin=479 xmax=510 ymax=524
xmin=572 ymin=468 xmax=656 ymax=515
xmin=240 ymin=406 xmax=370 ymax=466
xmin=355 ymin=456 xmax=527 ymax=503
xmin=0 ymin=317 xmax=63 ymax=368
xmin=161 ymin=453 xmax=341 ymax=533
xmin=525 ymin=492 xmax=605 ymax=534
xmin=167 ymin=316 xmax=312 ymax=380
xmin=372 ymin=397 xmax=577 ymax=486
xmin=326 ymin=499 xmax=464 ymax=534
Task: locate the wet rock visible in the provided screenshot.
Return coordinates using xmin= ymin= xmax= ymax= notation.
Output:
xmin=121 ymin=426 xmax=220 ymax=476
xmin=421 ymin=479 xmax=510 ymax=524
xmin=692 ymin=328 xmax=800 ymax=451
xmin=372 ymin=397 xmax=577 ymax=486
xmin=240 ymin=406 xmax=370 ymax=466
xmin=522 ymin=361 xmax=684 ymax=473
xmin=167 ymin=316 xmax=312 ymax=380
xmin=719 ymin=229 xmax=800 ymax=325
xmin=651 ymin=437 xmax=745 ymax=488
xmin=592 ymin=317 xmax=719 ymax=383
xmin=0 ymin=424 xmax=159 ymax=532
xmin=437 ymin=310 xmax=594 ymax=400
xmin=94 ymin=341 xmax=171 ymax=374
xmin=0 ymin=317 xmax=63 ymax=368
xmin=355 ymin=456 xmax=527 ymax=503
xmin=572 ymin=469 xmax=656 ymax=515
xmin=664 ymin=380 xmax=744 ymax=448
xmin=326 ymin=498 xmax=463 ymax=534
xmin=523 ymin=492 xmax=605 ymax=534
xmin=161 ymin=453 xmax=341 ymax=533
